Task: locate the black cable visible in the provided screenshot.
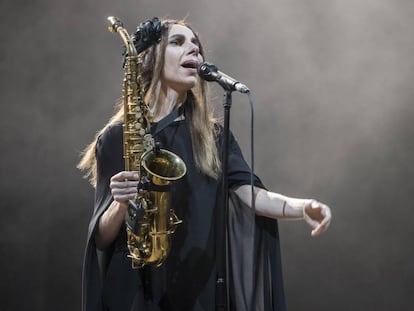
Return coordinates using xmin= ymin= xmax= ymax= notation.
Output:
xmin=246 ymin=91 xmax=256 ymax=310
xmin=247 ymin=91 xmax=255 ymax=215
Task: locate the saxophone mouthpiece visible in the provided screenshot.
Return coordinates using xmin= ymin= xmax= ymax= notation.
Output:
xmin=107 ymin=16 xmax=123 ymax=33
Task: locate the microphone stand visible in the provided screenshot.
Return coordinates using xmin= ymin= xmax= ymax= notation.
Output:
xmin=216 ymin=90 xmax=232 ymax=311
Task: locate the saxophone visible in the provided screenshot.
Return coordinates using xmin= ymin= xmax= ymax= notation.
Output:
xmin=107 ymin=16 xmax=186 ymax=268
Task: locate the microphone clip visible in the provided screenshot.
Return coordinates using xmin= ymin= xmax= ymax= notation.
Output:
xmin=197 ymin=62 xmax=250 ymax=94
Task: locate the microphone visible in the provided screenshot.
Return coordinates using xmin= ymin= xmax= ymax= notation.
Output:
xmin=197 ymin=62 xmax=250 ymax=94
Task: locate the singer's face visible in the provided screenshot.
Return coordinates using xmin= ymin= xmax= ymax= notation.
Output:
xmin=161 ymin=24 xmax=203 ymax=92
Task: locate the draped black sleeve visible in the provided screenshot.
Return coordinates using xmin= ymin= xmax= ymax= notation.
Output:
xmin=82 ymin=123 xmax=124 ymax=311
xmin=225 ymin=130 xmax=286 ymax=311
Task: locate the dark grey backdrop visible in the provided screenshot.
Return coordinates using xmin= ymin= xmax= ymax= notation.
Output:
xmin=1 ymin=0 xmax=413 ymax=310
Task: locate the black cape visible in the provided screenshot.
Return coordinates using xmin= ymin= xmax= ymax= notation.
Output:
xmin=82 ymin=118 xmax=286 ymax=311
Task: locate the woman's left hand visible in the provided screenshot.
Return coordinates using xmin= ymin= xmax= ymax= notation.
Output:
xmin=303 ymin=200 xmax=332 ymax=237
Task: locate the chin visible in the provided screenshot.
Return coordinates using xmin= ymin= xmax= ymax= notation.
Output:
xmin=181 ymin=78 xmax=197 ymax=90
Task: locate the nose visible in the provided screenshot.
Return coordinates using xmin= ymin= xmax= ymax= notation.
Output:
xmin=187 ymin=42 xmax=199 ymax=56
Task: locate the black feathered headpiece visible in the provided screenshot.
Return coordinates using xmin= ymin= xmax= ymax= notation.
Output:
xmin=132 ymin=17 xmax=164 ymax=53
xmin=122 ymin=17 xmax=164 ymax=67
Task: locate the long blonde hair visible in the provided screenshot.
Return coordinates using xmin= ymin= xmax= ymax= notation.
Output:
xmin=77 ymin=19 xmax=221 ymax=187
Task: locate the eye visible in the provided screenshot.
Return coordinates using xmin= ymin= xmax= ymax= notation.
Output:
xmin=168 ymin=35 xmax=184 ymax=46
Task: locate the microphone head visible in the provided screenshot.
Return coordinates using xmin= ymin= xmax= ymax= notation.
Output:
xmin=197 ymin=62 xmax=218 ymax=81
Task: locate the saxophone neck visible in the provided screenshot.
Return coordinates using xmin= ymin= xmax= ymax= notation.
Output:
xmin=107 ymin=16 xmax=137 ymax=57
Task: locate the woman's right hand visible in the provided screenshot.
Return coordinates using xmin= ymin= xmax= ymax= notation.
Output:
xmin=110 ymin=171 xmax=140 ymax=205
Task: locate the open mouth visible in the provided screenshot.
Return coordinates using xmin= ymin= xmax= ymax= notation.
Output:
xmin=181 ymin=61 xmax=199 ymax=69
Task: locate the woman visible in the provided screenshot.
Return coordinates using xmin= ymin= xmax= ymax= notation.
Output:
xmin=78 ymin=17 xmax=331 ymax=311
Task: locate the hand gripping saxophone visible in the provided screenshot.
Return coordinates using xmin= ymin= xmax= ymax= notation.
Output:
xmin=107 ymin=16 xmax=186 ymax=268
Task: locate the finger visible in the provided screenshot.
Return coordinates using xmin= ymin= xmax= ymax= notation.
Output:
xmin=113 ymin=193 xmax=137 ymax=203
xmin=311 ymin=225 xmax=324 ymax=237
xmin=110 ymin=180 xmax=139 ymax=189
xmin=111 ymin=171 xmax=140 ymax=182
xmin=311 ymin=218 xmax=328 ymax=236
xmin=304 ymin=212 xmax=320 ymax=228
xmin=318 ymin=204 xmax=332 ymax=228
xmin=312 ymin=218 xmax=330 ymax=236
xmin=307 ymin=218 xmax=320 ymax=229
xmin=111 ymin=187 xmax=138 ymax=196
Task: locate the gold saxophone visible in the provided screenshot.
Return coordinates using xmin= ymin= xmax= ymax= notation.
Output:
xmin=107 ymin=16 xmax=186 ymax=268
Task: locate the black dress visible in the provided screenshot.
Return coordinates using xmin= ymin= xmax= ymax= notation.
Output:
xmin=82 ymin=117 xmax=286 ymax=311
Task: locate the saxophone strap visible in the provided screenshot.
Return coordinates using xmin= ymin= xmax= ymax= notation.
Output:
xmin=150 ymin=104 xmax=185 ymax=136
xmin=142 ymin=105 xmax=184 ymax=193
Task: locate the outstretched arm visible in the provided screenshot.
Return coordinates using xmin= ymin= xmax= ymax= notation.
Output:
xmin=233 ymin=185 xmax=332 ymax=236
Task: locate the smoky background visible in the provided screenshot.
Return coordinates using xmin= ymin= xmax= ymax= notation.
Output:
xmin=0 ymin=0 xmax=413 ymax=310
